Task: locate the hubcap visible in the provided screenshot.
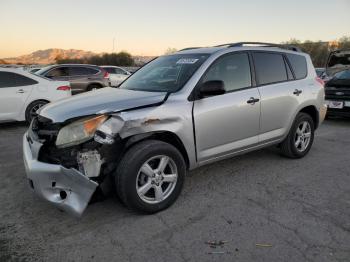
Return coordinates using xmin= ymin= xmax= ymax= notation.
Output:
xmin=294 ymin=121 xmax=311 ymax=152
xmin=136 ymin=155 xmax=178 ymax=204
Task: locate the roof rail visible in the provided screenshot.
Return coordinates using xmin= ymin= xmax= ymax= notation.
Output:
xmin=178 ymin=47 xmax=202 ymax=51
xmin=220 ymin=42 xmax=302 ymax=52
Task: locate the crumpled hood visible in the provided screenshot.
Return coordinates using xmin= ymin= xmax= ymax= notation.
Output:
xmin=39 ymin=87 xmax=167 ymax=122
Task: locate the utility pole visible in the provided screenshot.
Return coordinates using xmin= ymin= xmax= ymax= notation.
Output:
xmin=112 ymin=37 xmax=116 ymax=53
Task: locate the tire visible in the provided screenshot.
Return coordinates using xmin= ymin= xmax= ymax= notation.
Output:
xmin=86 ymin=84 xmax=102 ymax=92
xmin=25 ymin=100 xmax=48 ymax=123
xmin=115 ymin=140 xmax=186 ymax=213
xmin=280 ymin=112 xmax=315 ymax=159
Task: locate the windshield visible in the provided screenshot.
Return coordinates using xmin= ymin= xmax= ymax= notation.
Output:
xmin=29 ymin=71 xmax=52 ymax=80
xmin=120 ymin=54 xmax=209 ymax=92
xmin=35 ymin=65 xmax=55 ymax=76
xmin=334 ymin=70 xmax=350 ymax=80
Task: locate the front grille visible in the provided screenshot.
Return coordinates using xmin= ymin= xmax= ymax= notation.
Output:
xmin=325 ymin=87 xmax=350 ymax=100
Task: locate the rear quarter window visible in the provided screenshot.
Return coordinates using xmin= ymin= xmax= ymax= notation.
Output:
xmin=286 ymin=54 xmax=307 ymax=79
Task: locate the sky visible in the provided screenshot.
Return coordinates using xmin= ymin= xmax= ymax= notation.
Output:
xmin=0 ymin=0 xmax=349 ymax=58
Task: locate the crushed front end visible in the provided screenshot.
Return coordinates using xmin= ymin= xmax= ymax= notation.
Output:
xmin=23 ymin=116 xmax=120 ymax=217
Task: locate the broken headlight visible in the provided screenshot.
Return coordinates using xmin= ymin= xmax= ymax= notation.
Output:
xmin=56 ymin=115 xmax=108 ymax=148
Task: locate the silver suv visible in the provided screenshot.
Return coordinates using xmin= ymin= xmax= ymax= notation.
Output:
xmin=23 ymin=42 xmax=327 ymax=216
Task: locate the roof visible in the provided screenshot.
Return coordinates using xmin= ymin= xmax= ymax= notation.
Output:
xmin=176 ymin=42 xmax=303 ymax=55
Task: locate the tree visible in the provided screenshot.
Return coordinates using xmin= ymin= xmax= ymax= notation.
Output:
xmin=282 ymin=36 xmax=350 ymax=67
xmin=164 ymin=47 xmax=178 ymax=55
xmin=57 ymin=51 xmax=134 ymax=66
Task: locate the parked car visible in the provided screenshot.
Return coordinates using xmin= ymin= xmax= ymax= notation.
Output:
xmin=35 ymin=64 xmax=110 ymax=94
xmin=315 ymin=67 xmax=331 ymax=83
xmin=29 ymin=68 xmax=42 ymax=74
xmin=101 ymin=66 xmax=131 ymax=87
xmin=23 ymin=42 xmax=326 ymax=216
xmin=325 ymin=49 xmax=350 ymax=117
xmin=0 ymin=68 xmax=71 ymax=123
xmin=325 ymin=69 xmax=350 ymax=117
xmin=316 ymin=67 xmax=325 ymax=77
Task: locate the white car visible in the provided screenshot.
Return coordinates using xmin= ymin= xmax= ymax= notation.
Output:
xmin=0 ymin=68 xmax=71 ymax=123
xmin=101 ymin=66 xmax=131 ymax=87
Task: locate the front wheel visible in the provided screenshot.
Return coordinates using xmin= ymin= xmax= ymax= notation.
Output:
xmin=25 ymin=100 xmax=48 ymax=123
xmin=280 ymin=112 xmax=315 ymax=158
xmin=115 ymin=140 xmax=186 ymax=213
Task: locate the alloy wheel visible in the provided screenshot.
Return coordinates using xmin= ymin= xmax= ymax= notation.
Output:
xmin=136 ymin=155 xmax=178 ymax=204
xmin=294 ymin=121 xmax=312 ymax=152
xmin=30 ymin=102 xmax=46 ymax=119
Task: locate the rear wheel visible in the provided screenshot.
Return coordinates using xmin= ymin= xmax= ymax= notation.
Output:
xmin=280 ymin=112 xmax=315 ymax=158
xmin=25 ymin=100 xmax=48 ymax=123
xmin=115 ymin=140 xmax=186 ymax=213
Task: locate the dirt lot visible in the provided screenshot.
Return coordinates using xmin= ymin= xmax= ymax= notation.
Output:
xmin=0 ymin=119 xmax=349 ymax=262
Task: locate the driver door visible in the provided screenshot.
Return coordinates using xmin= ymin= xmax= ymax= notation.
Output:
xmin=193 ymin=52 xmax=261 ymax=163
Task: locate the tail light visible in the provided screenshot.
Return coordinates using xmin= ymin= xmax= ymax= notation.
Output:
xmin=57 ymin=85 xmax=71 ymax=91
xmin=103 ymin=71 xmax=109 ymax=79
xmin=315 ymin=77 xmax=325 ymax=87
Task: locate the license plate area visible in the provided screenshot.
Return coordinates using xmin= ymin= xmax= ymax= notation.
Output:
xmin=326 ymin=101 xmax=344 ymax=109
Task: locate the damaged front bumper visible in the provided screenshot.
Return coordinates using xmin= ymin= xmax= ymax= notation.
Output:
xmin=23 ymin=132 xmax=98 ymax=217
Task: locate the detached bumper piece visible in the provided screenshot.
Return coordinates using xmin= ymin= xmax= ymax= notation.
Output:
xmin=23 ymin=133 xmax=98 ymax=217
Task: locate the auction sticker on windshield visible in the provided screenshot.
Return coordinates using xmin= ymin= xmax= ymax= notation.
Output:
xmin=176 ymin=58 xmax=199 ymax=64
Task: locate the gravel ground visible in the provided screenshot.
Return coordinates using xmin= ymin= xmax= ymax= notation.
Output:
xmin=0 ymin=119 xmax=349 ymax=262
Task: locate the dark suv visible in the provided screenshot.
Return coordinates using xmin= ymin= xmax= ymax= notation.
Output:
xmin=36 ymin=64 xmax=110 ymax=94
xmin=325 ymin=49 xmax=350 ymax=117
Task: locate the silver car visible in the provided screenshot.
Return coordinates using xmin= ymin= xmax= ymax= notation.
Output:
xmin=23 ymin=42 xmax=327 ymax=216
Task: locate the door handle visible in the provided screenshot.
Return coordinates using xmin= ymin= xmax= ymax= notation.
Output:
xmin=247 ymin=97 xmax=260 ymax=105
xmin=16 ymin=89 xmax=26 ymax=94
xmin=293 ymin=89 xmax=302 ymax=96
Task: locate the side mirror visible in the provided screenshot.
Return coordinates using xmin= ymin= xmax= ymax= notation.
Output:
xmin=198 ymin=80 xmax=225 ymax=98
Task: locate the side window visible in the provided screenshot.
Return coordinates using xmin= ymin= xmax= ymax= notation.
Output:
xmin=202 ymin=53 xmax=252 ymax=92
xmin=70 ymin=67 xmax=99 ymax=76
xmin=46 ymin=67 xmax=69 ymax=77
xmin=0 ymin=72 xmax=38 ymax=88
xmin=286 ymin=54 xmax=307 ymax=79
xmin=253 ymin=52 xmax=287 ymax=85
xmin=115 ymin=68 xmax=127 ymax=75
xmin=103 ymin=67 xmax=115 ymax=74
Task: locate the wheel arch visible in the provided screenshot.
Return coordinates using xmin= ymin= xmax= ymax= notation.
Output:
xmin=123 ymin=131 xmax=190 ymax=169
xmin=24 ymin=99 xmax=50 ymax=122
xmin=298 ymin=105 xmax=319 ymax=129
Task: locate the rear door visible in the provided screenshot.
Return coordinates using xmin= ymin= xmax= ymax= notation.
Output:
xmin=193 ymin=52 xmax=261 ymax=163
xmin=252 ymin=52 xmax=308 ymax=142
xmin=69 ymin=66 xmax=100 ymax=93
xmin=0 ymin=71 xmax=37 ymax=121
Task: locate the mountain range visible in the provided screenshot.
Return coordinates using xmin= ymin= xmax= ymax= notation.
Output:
xmin=2 ymin=49 xmax=96 ymax=65
xmin=1 ymin=48 xmax=155 ymax=65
